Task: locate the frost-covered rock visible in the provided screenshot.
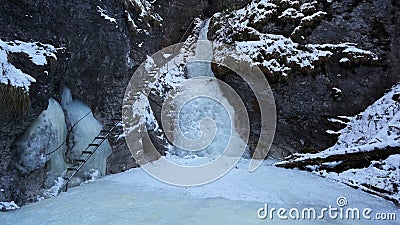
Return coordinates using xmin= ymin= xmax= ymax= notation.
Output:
xmin=13 ymin=98 xmax=67 ymax=183
xmin=323 ymin=155 xmax=399 ymax=204
xmin=0 ymin=39 xmax=58 ymax=91
xmin=123 ymin=0 xmax=162 ymax=36
xmin=208 ymin=0 xmax=398 ymax=158
xmin=277 ymin=83 xmax=400 ymax=205
xmin=0 ymin=201 xmax=20 ymax=211
xmin=210 ymin=0 xmax=378 ymax=78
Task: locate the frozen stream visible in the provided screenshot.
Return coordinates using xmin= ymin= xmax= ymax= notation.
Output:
xmin=169 ymin=19 xmax=247 ymax=163
xmin=1 ymin=160 xmax=398 ymax=225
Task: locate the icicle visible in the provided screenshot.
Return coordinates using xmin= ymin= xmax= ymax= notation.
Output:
xmin=14 ymin=98 xmax=67 ymax=189
xmin=61 ymin=87 xmax=72 ymax=107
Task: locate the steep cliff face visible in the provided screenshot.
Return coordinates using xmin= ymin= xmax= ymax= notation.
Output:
xmin=208 ymin=0 xmax=399 ymax=157
xmin=0 ymin=0 xmax=215 ymax=204
xmin=0 ymin=0 xmax=134 ymax=204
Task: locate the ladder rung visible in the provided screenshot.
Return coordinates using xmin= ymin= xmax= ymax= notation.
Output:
xmin=75 ymin=159 xmax=86 ymax=163
xmin=61 ymin=117 xmax=123 ymax=193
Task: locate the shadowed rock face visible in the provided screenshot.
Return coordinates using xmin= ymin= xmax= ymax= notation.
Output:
xmin=156 ymin=0 xmax=251 ymax=47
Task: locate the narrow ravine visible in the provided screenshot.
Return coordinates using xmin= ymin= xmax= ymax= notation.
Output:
xmin=2 ymin=20 xmax=398 ymax=225
xmin=1 ymin=0 xmax=399 ymax=223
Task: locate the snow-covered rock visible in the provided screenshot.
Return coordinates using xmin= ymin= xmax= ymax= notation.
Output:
xmin=277 ymin=83 xmax=400 ymax=204
xmin=0 ymin=39 xmax=58 ymax=91
xmin=123 ymin=0 xmax=163 ymax=35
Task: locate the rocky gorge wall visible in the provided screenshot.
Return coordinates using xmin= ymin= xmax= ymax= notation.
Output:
xmin=0 ymin=0 xmax=399 ymax=205
xmin=0 ymin=0 xmax=217 ymax=204
xmin=209 ymin=0 xmax=400 ymax=157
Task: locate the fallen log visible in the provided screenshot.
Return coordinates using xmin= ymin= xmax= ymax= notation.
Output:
xmin=275 ymin=146 xmax=400 ymax=173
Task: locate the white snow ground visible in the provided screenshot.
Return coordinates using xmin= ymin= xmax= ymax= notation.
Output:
xmin=1 ymin=160 xmax=399 ymax=224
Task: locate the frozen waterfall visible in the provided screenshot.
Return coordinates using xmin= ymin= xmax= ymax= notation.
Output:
xmin=13 ymin=87 xmax=113 ymax=192
xmin=14 ymin=98 xmax=67 ymax=189
xmin=168 ymin=19 xmax=248 ymax=164
xmin=62 ymin=87 xmax=112 ymax=181
xmin=185 ymin=19 xmax=214 ymax=78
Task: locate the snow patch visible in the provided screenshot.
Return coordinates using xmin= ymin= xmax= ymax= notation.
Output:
xmin=340 ymin=57 xmax=350 ymax=63
xmin=211 ymin=0 xmax=378 ymax=77
xmin=42 ymin=177 xmax=65 ymax=198
xmin=97 ymin=6 xmax=117 ymax=24
xmin=0 ymin=201 xmax=20 ymax=211
xmin=279 ymin=8 xmax=304 ymax=19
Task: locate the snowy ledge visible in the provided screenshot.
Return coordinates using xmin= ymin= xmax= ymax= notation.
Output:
xmin=0 ymin=39 xmax=58 ymax=91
